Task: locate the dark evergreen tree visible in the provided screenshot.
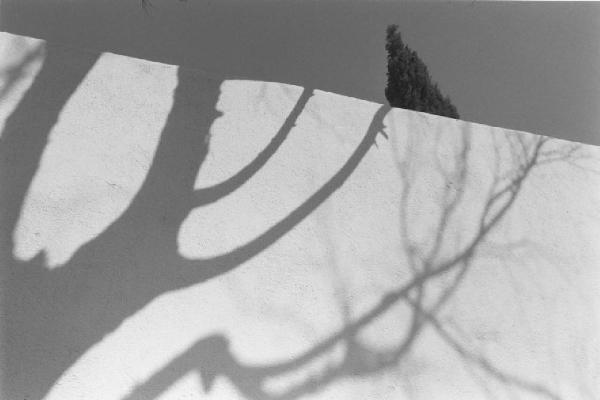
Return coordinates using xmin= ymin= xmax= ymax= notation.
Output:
xmin=385 ymin=25 xmax=460 ymax=119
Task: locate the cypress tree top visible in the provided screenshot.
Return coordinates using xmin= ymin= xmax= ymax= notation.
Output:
xmin=385 ymin=25 xmax=459 ymax=119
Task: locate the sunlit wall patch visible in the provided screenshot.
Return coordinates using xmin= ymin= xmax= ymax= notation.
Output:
xmin=11 ymin=50 xmax=177 ymax=268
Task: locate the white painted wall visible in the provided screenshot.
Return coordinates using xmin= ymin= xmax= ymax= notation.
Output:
xmin=1 ymin=32 xmax=599 ymax=400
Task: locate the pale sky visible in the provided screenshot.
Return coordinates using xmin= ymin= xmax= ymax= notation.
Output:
xmin=382 ymin=2 xmax=600 ymax=146
xmin=2 ymin=1 xmax=599 ymax=145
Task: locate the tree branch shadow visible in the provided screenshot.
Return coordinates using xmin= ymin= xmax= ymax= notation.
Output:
xmin=1 ymin=6 xmax=592 ymax=396
xmin=121 ymin=128 xmax=583 ymax=400
xmin=1 ymin=44 xmax=389 ymax=399
xmin=191 ymin=87 xmax=313 ymax=207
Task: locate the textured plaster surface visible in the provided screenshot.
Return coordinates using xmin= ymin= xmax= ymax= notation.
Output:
xmin=0 ymin=33 xmax=599 ymax=400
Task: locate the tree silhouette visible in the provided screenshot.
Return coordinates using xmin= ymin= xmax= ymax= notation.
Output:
xmin=385 ymin=24 xmax=459 ymax=119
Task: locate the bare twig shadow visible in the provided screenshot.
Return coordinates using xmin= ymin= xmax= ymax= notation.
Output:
xmin=121 ymin=126 xmax=582 ymax=400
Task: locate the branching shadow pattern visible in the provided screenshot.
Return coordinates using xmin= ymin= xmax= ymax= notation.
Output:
xmin=0 ymin=42 xmax=390 ymax=399
xmin=0 ymin=32 xmax=590 ymax=400
xmin=122 ymin=120 xmax=583 ymax=400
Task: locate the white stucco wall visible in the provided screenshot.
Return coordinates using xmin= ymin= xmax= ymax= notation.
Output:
xmin=1 ymin=32 xmax=599 ymax=400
